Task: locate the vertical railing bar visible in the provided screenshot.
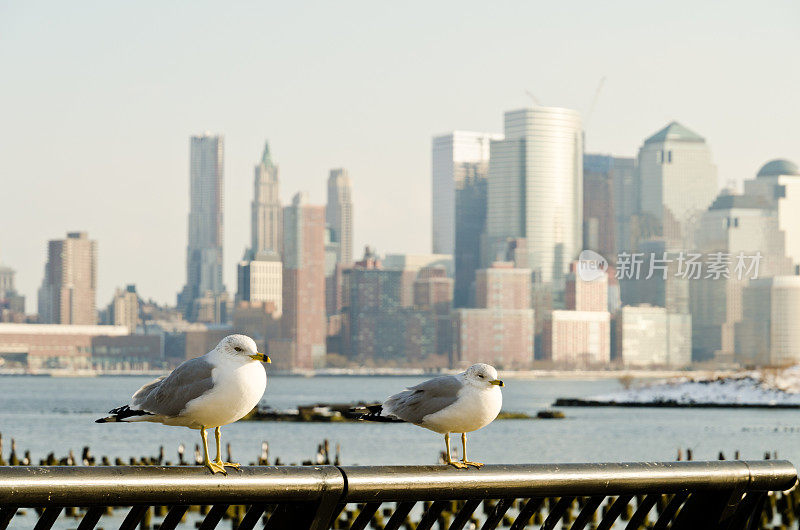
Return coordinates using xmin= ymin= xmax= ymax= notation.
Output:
xmin=653 ymin=492 xmax=689 ymax=530
xmin=384 ymin=501 xmax=416 ymax=530
xmin=481 ymin=497 xmax=515 ymax=530
xmin=236 ymin=504 xmax=267 ymax=530
xmin=325 ymin=502 xmax=348 ymax=529
xmin=118 ymin=505 xmax=148 ymax=530
xmin=158 ymin=505 xmax=190 ymax=530
xmin=0 ymin=507 xmax=18 ymax=530
xmin=509 ymin=498 xmax=544 ymax=530
xmin=198 ymin=504 xmax=229 ymax=530
xmin=33 ymin=506 xmax=62 ymax=530
xmin=349 ymin=502 xmax=382 ymax=530
xmin=449 ymin=499 xmax=482 ymax=530
xmin=625 ymin=494 xmax=659 ymax=529
xmin=745 ymin=493 xmax=768 ymax=530
xmin=571 ymin=496 xmax=605 ymax=530
xmin=597 ymin=494 xmax=633 ymax=530
xmin=416 ymin=500 xmax=449 ymax=530
xmin=76 ymin=506 xmax=105 ymax=530
xmin=540 ymin=496 xmax=575 ymax=530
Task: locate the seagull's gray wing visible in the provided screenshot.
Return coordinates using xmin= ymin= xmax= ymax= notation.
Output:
xmin=131 ymin=356 xmax=216 ymax=417
xmin=383 ymin=375 xmax=463 ymax=424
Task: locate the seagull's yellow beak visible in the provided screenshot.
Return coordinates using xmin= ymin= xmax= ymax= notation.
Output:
xmin=249 ymin=353 xmax=271 ymax=363
xmin=490 ymin=379 xmax=504 ymax=387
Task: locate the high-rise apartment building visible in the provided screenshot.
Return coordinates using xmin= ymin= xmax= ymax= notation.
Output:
xmin=454 ymin=262 xmax=535 ymax=369
xmin=236 ymin=250 xmax=282 ymax=316
xmin=178 ymin=133 xmax=226 ymax=322
xmin=251 ymin=142 xmax=282 ymax=255
xmin=486 ymin=107 xmax=583 ymax=285
xmin=637 ymin=122 xmax=717 ymax=249
xmin=37 ymin=232 xmax=97 ymax=325
xmin=432 ymin=132 xmax=501 ymax=255
xmin=281 ymin=193 xmax=326 ymax=370
xmin=326 ymin=168 xmax=353 ymax=265
xmin=735 ymin=276 xmax=800 ymax=366
xmin=107 ymin=285 xmax=139 ymax=332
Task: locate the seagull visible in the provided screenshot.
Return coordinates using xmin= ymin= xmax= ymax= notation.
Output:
xmin=96 ymin=335 xmax=269 ymax=474
xmin=358 ymin=363 xmax=503 ymax=468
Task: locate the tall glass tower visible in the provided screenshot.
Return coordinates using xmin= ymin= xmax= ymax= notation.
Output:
xmin=486 ymin=106 xmax=583 ymax=285
xmin=178 ymin=133 xmax=225 ymax=321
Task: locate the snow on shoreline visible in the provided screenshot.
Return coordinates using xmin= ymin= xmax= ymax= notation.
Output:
xmin=590 ymin=367 xmax=800 ymax=406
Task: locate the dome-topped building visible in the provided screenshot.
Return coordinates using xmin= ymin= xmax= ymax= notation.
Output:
xmin=757 ymin=159 xmax=800 ymax=178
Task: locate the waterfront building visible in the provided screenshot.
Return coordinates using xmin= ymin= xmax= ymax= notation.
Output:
xmin=432 ymin=131 xmax=501 ymax=256
xmin=616 ymin=305 xmax=692 ymax=367
xmin=326 ymin=168 xmax=353 ymax=265
xmin=0 ymin=323 xmax=128 ymax=370
xmin=736 ymin=276 xmax=800 ymax=366
xmin=281 ymin=192 xmax=327 ymax=370
xmin=251 ymin=141 xmax=282 ymax=255
xmin=178 ymin=133 xmax=227 ymax=322
xmin=485 ymin=106 xmax=583 ymax=285
xmin=454 ymin=262 xmax=535 ymax=368
xmin=637 ymin=122 xmax=717 ymax=249
xmin=584 ymin=154 xmax=637 ymax=256
xmin=543 ymin=310 xmax=611 ymax=367
xmin=743 ymin=159 xmax=800 ymax=271
xmin=37 ymin=231 xmax=97 ymax=325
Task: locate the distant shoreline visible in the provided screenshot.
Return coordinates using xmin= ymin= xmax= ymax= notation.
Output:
xmin=0 ymin=368 xmax=731 ymax=380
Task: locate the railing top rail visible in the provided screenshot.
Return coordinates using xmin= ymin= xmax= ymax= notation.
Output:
xmin=0 ymin=461 xmax=795 ymax=506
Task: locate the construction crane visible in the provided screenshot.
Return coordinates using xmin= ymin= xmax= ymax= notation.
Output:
xmin=524 ymin=89 xmax=541 ymax=106
xmin=584 ymin=76 xmax=606 ymax=129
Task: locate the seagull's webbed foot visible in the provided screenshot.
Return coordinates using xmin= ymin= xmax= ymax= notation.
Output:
xmin=205 ymin=461 xmax=228 ymax=475
xmin=217 ymin=461 xmax=242 ymax=471
xmin=446 ymin=460 xmax=469 ymax=469
xmin=462 ymin=460 xmax=484 ymax=468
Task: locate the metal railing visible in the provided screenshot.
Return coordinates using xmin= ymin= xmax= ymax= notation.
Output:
xmin=0 ymin=461 xmax=796 ymax=530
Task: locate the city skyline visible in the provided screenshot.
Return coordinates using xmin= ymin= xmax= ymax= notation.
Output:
xmin=1 ymin=1 xmax=798 ymax=305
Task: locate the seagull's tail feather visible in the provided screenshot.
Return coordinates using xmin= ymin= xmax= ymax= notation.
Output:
xmin=346 ymin=403 xmax=405 ymax=423
xmin=95 ymin=405 xmax=154 ymax=423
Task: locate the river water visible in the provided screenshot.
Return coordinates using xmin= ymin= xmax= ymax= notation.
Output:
xmin=2 ymin=374 xmax=799 ymax=466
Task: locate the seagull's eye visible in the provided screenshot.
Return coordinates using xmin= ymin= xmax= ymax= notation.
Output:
xmin=478 ymin=374 xmax=484 ymax=379
xmin=234 ymin=347 xmax=243 ymax=352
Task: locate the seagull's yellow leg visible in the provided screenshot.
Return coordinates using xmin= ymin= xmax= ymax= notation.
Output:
xmin=214 ymin=426 xmax=240 ymax=470
xmin=445 ymin=433 xmax=467 ymax=469
xmin=461 ymin=432 xmax=484 ymax=468
xmin=201 ymin=426 xmax=226 ymax=475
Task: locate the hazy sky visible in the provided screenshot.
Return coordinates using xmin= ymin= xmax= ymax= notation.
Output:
xmin=1 ymin=1 xmax=798 ymax=307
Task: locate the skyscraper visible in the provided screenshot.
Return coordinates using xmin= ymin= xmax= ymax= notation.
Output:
xmin=454 ymin=163 xmax=488 ymax=307
xmin=251 ymin=142 xmax=282 ymax=255
xmin=326 ymin=168 xmax=353 ymax=265
xmin=486 ymin=107 xmax=583 ymax=285
xmin=37 ymin=231 xmax=97 ymax=324
xmin=282 ymin=192 xmax=326 ymax=369
xmin=432 ymin=132 xmax=501 ymax=256
xmin=178 ymin=133 xmax=226 ymax=322
xmin=583 ymin=154 xmax=637 ymax=257
xmin=637 ymin=122 xmax=717 ymax=249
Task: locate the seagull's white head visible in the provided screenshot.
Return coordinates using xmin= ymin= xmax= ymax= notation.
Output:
xmin=462 ymin=363 xmax=504 ymax=389
xmin=216 ymin=335 xmax=270 ymax=363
